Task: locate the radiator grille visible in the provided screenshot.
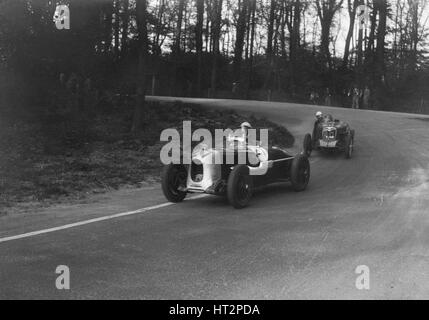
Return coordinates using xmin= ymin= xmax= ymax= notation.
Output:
xmin=322 ymin=128 xmax=337 ymax=140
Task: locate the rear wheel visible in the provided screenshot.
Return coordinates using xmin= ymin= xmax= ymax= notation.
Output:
xmin=161 ymin=164 xmax=187 ymax=202
xmin=290 ymin=154 xmax=310 ymax=191
xmin=303 ymin=133 xmax=313 ymax=157
xmin=227 ymin=165 xmax=253 ymax=209
xmin=344 ymin=134 xmax=354 ymax=159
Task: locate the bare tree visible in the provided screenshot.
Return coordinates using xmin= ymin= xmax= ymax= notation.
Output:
xmin=264 ymin=0 xmax=277 ymax=98
xmin=285 ymin=0 xmax=302 ymax=91
xmin=375 ymin=0 xmax=387 ymax=84
xmin=121 ymin=0 xmax=130 ymax=57
xmin=210 ymin=0 xmax=223 ymax=97
xmin=246 ymin=0 xmax=257 ymax=99
xmin=233 ymin=0 xmax=248 ymax=84
xmin=365 ymin=0 xmax=378 ymax=62
xmin=315 ymin=0 xmax=344 ymax=69
xmin=175 ymin=0 xmax=186 ymax=54
xmin=196 ymin=0 xmax=204 ymax=95
xmin=266 ymin=0 xmax=276 ymax=58
xmin=343 ymin=0 xmax=359 ymax=67
xmin=173 ymin=0 xmax=185 ymax=94
xmin=113 ymin=0 xmax=120 ymax=59
xmin=131 ymin=0 xmax=149 ymax=134
xmin=407 ymin=0 xmax=428 ymax=71
xmin=356 ymin=0 xmax=365 ymax=68
xmin=101 ymin=1 xmax=114 ymax=53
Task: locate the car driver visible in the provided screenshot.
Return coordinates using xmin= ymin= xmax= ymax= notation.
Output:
xmin=314 ymin=111 xmax=324 ymax=140
xmin=240 ymin=121 xmax=252 ymax=140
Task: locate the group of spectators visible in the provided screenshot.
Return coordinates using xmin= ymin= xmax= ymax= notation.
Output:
xmin=348 ymin=86 xmax=371 ymax=109
xmin=309 ymin=85 xmax=372 ymax=109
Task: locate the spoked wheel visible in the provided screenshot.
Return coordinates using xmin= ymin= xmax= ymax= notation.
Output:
xmin=303 ymin=133 xmax=313 ymax=157
xmin=227 ymin=165 xmax=253 ymax=209
xmin=345 ymin=134 xmax=354 ymax=159
xmin=161 ymin=164 xmax=188 ymax=202
xmin=290 ymin=154 xmax=310 ymax=191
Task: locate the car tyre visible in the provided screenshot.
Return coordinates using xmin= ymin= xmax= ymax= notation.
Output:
xmin=227 ymin=165 xmax=253 ymax=209
xmin=290 ymin=154 xmax=310 ymax=191
xmin=303 ymin=133 xmax=313 ymax=157
xmin=161 ymin=164 xmax=187 ymax=202
xmin=344 ymin=133 xmax=354 ymax=159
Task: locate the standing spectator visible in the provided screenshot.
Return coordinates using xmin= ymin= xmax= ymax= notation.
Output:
xmin=309 ymin=89 xmax=319 ymax=105
xmin=350 ymin=86 xmax=362 ymax=109
xmin=363 ymin=85 xmax=370 ymax=109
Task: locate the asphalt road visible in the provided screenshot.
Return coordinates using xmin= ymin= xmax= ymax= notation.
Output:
xmin=1 ymin=97 xmax=429 ymax=299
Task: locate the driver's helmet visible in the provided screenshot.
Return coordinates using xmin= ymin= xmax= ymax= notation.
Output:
xmin=240 ymin=121 xmax=252 ymax=136
xmin=315 ymin=111 xmax=323 ymax=120
xmin=240 ymin=122 xmax=252 ymax=129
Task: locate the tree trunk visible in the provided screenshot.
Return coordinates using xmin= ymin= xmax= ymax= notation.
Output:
xmin=316 ymin=0 xmax=343 ymax=69
xmin=113 ymin=0 xmax=120 ymax=59
xmin=320 ymin=21 xmax=331 ymax=68
xmin=205 ymin=0 xmax=211 ymax=53
xmin=245 ymin=0 xmax=252 ymax=60
xmin=121 ymin=0 xmax=129 ymax=57
xmin=233 ymin=0 xmax=248 ymax=83
xmin=356 ymin=0 xmax=365 ymax=70
xmin=343 ymin=0 xmax=358 ymax=67
xmin=279 ymin=2 xmax=287 ymax=58
xmin=131 ymin=0 xmax=149 ymax=134
xmin=375 ymin=0 xmax=387 ymax=83
xmin=175 ymin=0 xmax=185 ymax=54
xmin=102 ymin=1 xmax=114 ymax=53
xmin=409 ymin=0 xmax=419 ymax=71
xmin=289 ymin=0 xmax=301 ymax=93
xmin=196 ymin=0 xmax=204 ymax=96
xmin=266 ymin=0 xmax=276 ymax=58
xmin=173 ymin=0 xmax=185 ymax=95
xmin=264 ymin=0 xmax=276 ymax=95
xmin=210 ymin=0 xmax=223 ymax=97
xmin=246 ymin=0 xmax=256 ymax=99
xmin=365 ymin=2 xmax=377 ymax=61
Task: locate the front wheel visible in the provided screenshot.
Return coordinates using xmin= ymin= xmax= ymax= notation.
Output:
xmin=344 ymin=134 xmax=354 ymax=159
xmin=227 ymin=165 xmax=253 ymax=209
xmin=303 ymin=133 xmax=313 ymax=157
xmin=290 ymin=154 xmax=310 ymax=191
xmin=161 ymin=164 xmax=187 ymax=202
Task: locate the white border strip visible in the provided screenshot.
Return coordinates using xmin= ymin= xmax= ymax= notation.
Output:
xmin=0 ymin=194 xmax=208 ymax=244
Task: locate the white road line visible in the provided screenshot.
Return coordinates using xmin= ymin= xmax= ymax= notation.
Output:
xmin=0 ymin=194 xmax=209 ymax=244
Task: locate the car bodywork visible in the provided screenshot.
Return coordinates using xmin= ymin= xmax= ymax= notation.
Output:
xmin=187 ymin=144 xmax=294 ymax=194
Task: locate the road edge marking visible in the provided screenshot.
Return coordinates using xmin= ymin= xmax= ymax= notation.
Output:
xmin=0 ymin=194 xmax=208 ymax=244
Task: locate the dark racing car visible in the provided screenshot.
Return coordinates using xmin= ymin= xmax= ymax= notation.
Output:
xmin=303 ymin=111 xmax=355 ymax=159
xmin=161 ymin=123 xmax=310 ymax=209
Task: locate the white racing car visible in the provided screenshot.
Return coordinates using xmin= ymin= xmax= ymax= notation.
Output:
xmin=161 ymin=125 xmax=310 ymax=209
